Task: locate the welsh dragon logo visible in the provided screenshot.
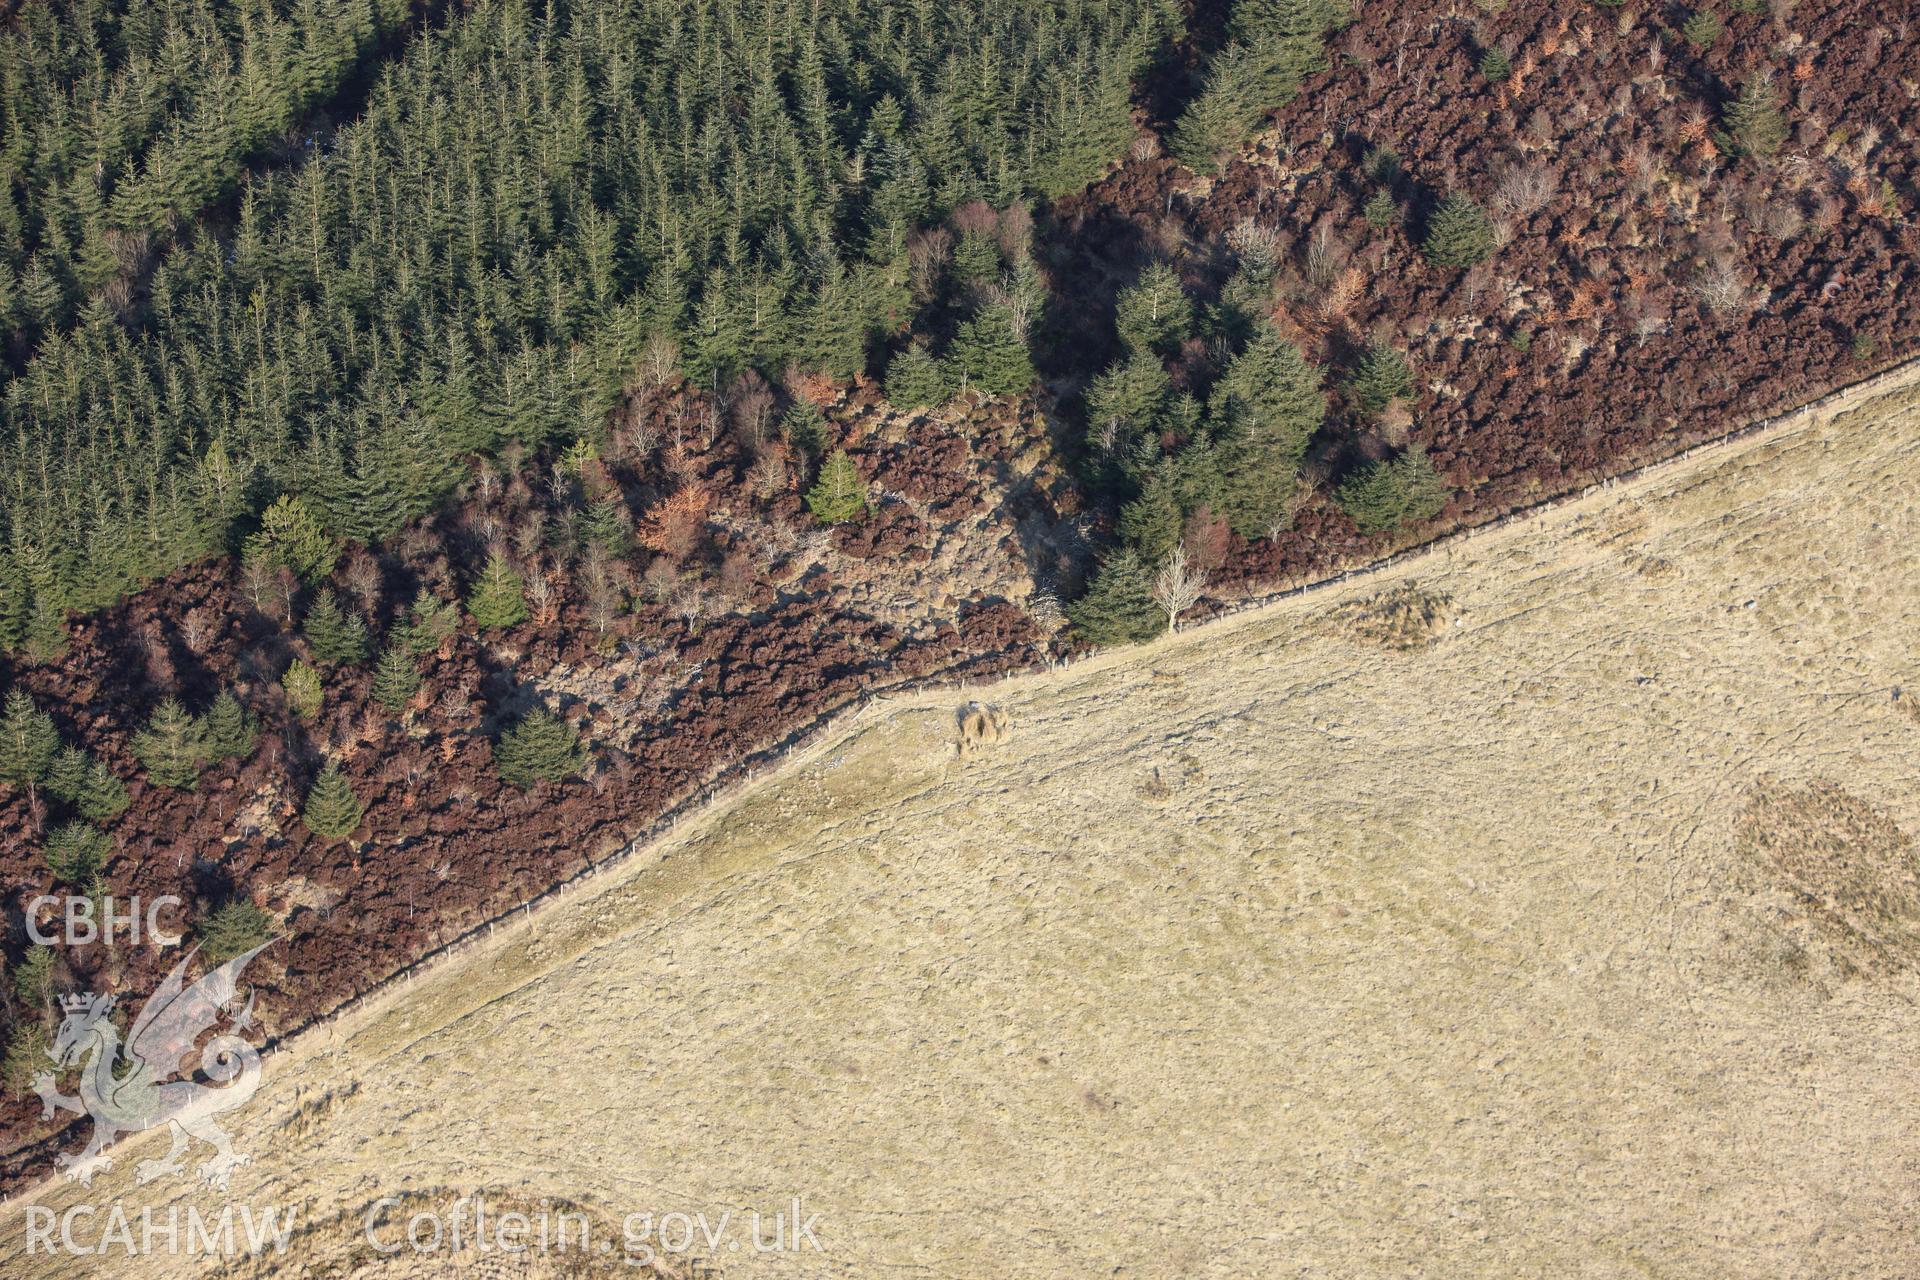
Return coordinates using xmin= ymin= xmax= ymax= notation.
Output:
xmin=32 ymin=941 xmax=272 ymax=1191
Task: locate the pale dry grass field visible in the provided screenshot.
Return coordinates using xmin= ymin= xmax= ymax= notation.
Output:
xmin=4 ymin=372 xmax=1919 ymax=1279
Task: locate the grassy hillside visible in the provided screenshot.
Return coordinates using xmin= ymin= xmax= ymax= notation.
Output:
xmin=4 ymin=365 xmax=1914 ymax=1277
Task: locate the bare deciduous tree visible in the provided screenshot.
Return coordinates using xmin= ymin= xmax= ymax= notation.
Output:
xmin=1025 ymin=588 xmax=1065 ymax=635
xmin=609 ymin=394 xmax=660 ymax=462
xmin=907 ymin=227 xmax=953 ymax=303
xmin=1493 ymin=158 xmax=1558 ymax=220
xmin=749 ymin=451 xmax=789 ymax=500
xmin=1263 ymin=478 xmax=1315 ymax=543
xmin=951 ymin=199 xmax=998 ymax=238
xmin=1762 ymin=200 xmax=1804 ymax=241
xmin=1693 ymin=254 xmax=1756 ymax=315
xmin=274 ymin=566 xmax=299 ymax=622
xmin=526 ymin=565 xmax=561 ymax=626
xmin=642 ymin=332 xmax=680 ymax=387
xmin=730 ymin=370 xmax=777 ymax=451
xmin=986 ymin=273 xmax=1035 ymax=343
xmin=642 ymin=559 xmax=680 ymax=605
xmin=343 ymin=551 xmax=382 ymax=612
xmin=582 ymin=554 xmax=631 ymax=636
xmin=438 ymin=679 xmax=474 ymax=724
xmin=1226 ymin=217 xmax=1279 ymax=277
xmin=1150 ymin=545 xmax=1208 ymax=634
xmin=995 ymin=202 xmax=1034 ymax=260
xmin=670 ymin=576 xmax=711 ymax=626
xmin=241 ymin=558 xmax=277 ymax=618
xmin=512 ymin=512 xmax=545 ymax=562
xmin=1303 ymin=223 xmax=1340 ymax=292
xmin=179 ymin=611 xmax=209 ymax=653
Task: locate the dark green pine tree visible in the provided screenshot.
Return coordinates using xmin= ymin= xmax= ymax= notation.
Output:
xmin=1233 ymin=0 xmax=1349 ymax=41
xmin=3 ymin=544 xmax=68 ymax=660
xmin=1364 ymin=189 xmax=1399 ymax=232
xmin=1346 ymin=342 xmax=1415 ymax=416
xmin=205 ymin=691 xmax=259 ymax=761
xmin=43 ymin=822 xmax=111 ymax=892
xmin=1215 ymin=327 xmax=1326 ymax=442
xmin=367 ymin=415 xmax=467 ymax=539
xmin=782 ymin=399 xmax=830 ymax=462
xmin=1115 ymin=263 xmax=1194 ymax=358
xmin=687 ymin=278 xmax=747 ymax=391
xmin=885 ymin=342 xmax=949 ymax=409
xmin=1118 ymin=468 xmax=1184 ymax=564
xmin=371 ymin=641 xmax=421 ymax=712
xmin=282 ymin=660 xmax=325 ymax=721
xmin=1028 ymin=43 xmax=1143 ymax=198
xmin=799 ymin=260 xmax=870 ymax=381
xmin=865 ymin=140 xmax=929 ymax=259
xmin=1422 ymin=195 xmax=1497 ymax=268
xmin=951 ymin=230 xmax=1002 ymax=284
xmin=1211 ymin=327 xmax=1327 ymax=537
xmin=417 ymin=331 xmax=499 ymax=454
xmin=806 ymin=450 xmax=869 ymax=524
xmin=1169 ymin=30 xmax=1327 ymax=177
xmin=12 ymin=945 xmax=54 ymax=1007
xmin=1169 ymin=42 xmax=1266 ymax=176
xmin=404 ymin=588 xmax=461 ymax=655
xmin=581 ymin=495 xmax=633 ymax=556
xmin=197 ymin=901 xmax=275 ymax=965
xmin=302 ymin=764 xmax=366 ymax=841
xmin=0 ymin=559 xmax=28 ymax=654
xmin=638 ymin=257 xmax=690 ymax=354
xmin=1171 ymin=435 xmax=1230 ymax=524
xmin=944 ymin=308 xmax=1034 ymax=398
xmin=1681 ymin=9 xmax=1723 ymax=49
xmin=248 ymin=495 xmax=338 ymax=585
xmin=1068 ymin=550 xmax=1164 ymax=645
xmin=494 ymin=705 xmax=586 ymax=788
xmin=1336 ymin=445 xmax=1453 ymax=534
xmin=1086 ymin=353 xmax=1175 ymax=461
xmin=305 ymin=413 xmax=461 ymax=546
xmin=45 ymin=746 xmax=129 ymax=820
xmin=304 ymin=588 xmax=370 ymax=665
xmin=132 ymin=698 xmax=212 ymax=790
xmin=741 ymin=260 xmax=800 ymax=372
xmin=467 ymin=553 xmax=529 ymax=631
xmin=46 ymin=747 xmax=95 ymax=810
xmin=0 ymin=689 xmax=60 ymax=796
xmin=858 ymin=239 xmax=915 ymax=339
xmin=1720 ymin=74 xmax=1789 ymax=160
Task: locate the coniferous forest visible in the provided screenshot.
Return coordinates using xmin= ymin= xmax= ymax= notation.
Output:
xmin=1 ymin=0 xmax=1172 ymax=630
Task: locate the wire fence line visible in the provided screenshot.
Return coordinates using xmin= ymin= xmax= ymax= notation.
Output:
xmin=8 ymin=354 xmax=1910 ymax=1210
xmin=258 ymin=353 xmax=1920 ymax=1060
xmin=1196 ymin=353 xmax=1920 ymax=627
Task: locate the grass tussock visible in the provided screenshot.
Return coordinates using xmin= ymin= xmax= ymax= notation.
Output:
xmin=1736 ymin=779 xmax=1920 ymax=974
xmin=1334 ymin=583 xmax=1457 ymax=650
